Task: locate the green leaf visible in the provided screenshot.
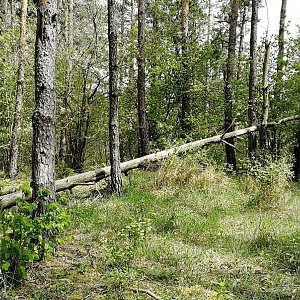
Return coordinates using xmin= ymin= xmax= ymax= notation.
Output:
xmin=1 ymin=261 xmax=10 ymax=271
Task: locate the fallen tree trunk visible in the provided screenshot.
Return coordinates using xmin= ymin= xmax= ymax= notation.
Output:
xmin=1 ymin=115 xmax=299 ymax=210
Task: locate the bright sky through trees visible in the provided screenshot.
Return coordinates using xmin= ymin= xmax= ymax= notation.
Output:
xmin=259 ymin=0 xmax=299 ymax=38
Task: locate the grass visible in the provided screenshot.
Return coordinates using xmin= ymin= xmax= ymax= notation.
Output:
xmin=3 ymin=157 xmax=300 ymax=299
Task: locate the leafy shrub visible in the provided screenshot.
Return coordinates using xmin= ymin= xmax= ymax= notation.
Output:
xmin=0 ymin=189 xmax=71 ymax=286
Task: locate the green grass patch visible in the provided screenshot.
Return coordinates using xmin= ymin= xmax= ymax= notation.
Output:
xmin=5 ymin=158 xmax=300 ymax=299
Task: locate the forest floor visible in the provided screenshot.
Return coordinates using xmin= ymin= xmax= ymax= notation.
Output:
xmin=6 ymin=157 xmax=300 ymax=299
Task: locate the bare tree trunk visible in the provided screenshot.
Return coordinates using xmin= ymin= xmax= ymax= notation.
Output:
xmin=277 ymin=0 xmax=287 ymax=84
xmin=248 ymin=0 xmax=258 ymax=160
xmin=32 ymin=0 xmax=57 ymax=214
xmin=59 ymin=0 xmax=73 ymax=164
xmin=108 ymin=0 xmax=122 ymax=196
xmin=137 ymin=0 xmax=149 ymax=156
xmin=224 ymin=0 xmax=239 ymax=170
xmin=9 ymin=0 xmax=28 ymax=179
xmin=271 ymin=0 xmax=287 ymax=159
xmin=260 ymin=40 xmax=271 ymax=150
xmin=237 ymin=4 xmax=248 ymax=80
xmin=180 ymin=0 xmax=191 ymax=134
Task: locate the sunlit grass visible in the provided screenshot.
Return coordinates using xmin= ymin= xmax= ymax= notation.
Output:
xmin=8 ymin=157 xmax=300 ymax=299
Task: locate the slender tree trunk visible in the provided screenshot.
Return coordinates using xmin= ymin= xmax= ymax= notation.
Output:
xmin=271 ymin=0 xmax=287 ymax=159
xmin=0 ymin=0 xmax=7 ymax=33
xmin=224 ymin=0 xmax=239 ymax=170
xmin=180 ymin=0 xmax=191 ymax=134
xmin=260 ymin=40 xmax=271 ymax=150
xmin=137 ymin=0 xmax=150 ymax=156
xmin=59 ymin=0 xmax=73 ymax=164
xmin=277 ymin=0 xmax=287 ymax=84
xmin=108 ymin=0 xmax=122 ymax=196
xmin=8 ymin=0 xmax=28 ymax=179
xmin=236 ymin=4 xmax=247 ymax=80
xmin=248 ymin=0 xmax=258 ymax=160
xmin=32 ymin=0 xmax=57 ymax=214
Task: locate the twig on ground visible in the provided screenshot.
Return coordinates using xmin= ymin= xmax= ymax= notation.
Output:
xmin=127 ymin=287 xmax=163 ymax=300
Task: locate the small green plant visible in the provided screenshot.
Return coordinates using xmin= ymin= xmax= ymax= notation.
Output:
xmin=0 ymin=189 xmax=71 ymax=286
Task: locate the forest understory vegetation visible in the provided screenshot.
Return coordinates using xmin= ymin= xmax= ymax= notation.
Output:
xmin=1 ymin=151 xmax=300 ymax=300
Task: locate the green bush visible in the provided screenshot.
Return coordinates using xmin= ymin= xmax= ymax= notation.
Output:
xmin=0 ymin=189 xmax=71 ymax=286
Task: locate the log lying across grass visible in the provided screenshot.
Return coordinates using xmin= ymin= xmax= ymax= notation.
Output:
xmin=1 ymin=115 xmax=299 ymax=210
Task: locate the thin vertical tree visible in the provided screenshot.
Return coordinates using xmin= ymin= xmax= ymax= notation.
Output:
xmin=32 ymin=0 xmax=57 ymax=213
xmin=59 ymin=0 xmax=74 ymax=165
xmin=248 ymin=0 xmax=258 ymax=160
xmin=277 ymin=0 xmax=287 ymax=85
xmin=224 ymin=0 xmax=239 ymax=170
xmin=180 ymin=0 xmax=191 ymax=134
xmin=9 ymin=0 xmax=28 ymax=179
xmin=108 ymin=0 xmax=122 ymax=196
xmin=260 ymin=40 xmax=271 ymax=151
xmin=271 ymin=0 xmax=287 ymax=158
xmin=0 ymin=0 xmax=7 ymax=33
xmin=137 ymin=0 xmax=150 ymax=156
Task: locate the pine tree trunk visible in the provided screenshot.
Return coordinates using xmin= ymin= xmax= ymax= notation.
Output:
xmin=32 ymin=0 xmax=57 ymax=213
xmin=9 ymin=0 xmax=28 ymax=179
xmin=137 ymin=0 xmax=150 ymax=156
xmin=108 ymin=0 xmax=122 ymax=196
xmin=248 ymin=0 xmax=258 ymax=160
xmin=180 ymin=0 xmax=191 ymax=134
xmin=224 ymin=0 xmax=239 ymax=170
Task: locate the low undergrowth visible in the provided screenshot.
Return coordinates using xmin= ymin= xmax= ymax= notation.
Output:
xmin=2 ymin=156 xmax=300 ymax=299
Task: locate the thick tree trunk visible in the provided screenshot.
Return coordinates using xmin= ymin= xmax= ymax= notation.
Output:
xmin=180 ymin=0 xmax=191 ymax=134
xmin=108 ymin=0 xmax=122 ymax=196
xmin=32 ymin=0 xmax=57 ymax=214
xmin=224 ymin=0 xmax=239 ymax=170
xmin=2 ymin=115 xmax=299 ymax=210
xmin=9 ymin=0 xmax=28 ymax=180
xmin=248 ymin=0 xmax=258 ymax=160
xmin=137 ymin=0 xmax=150 ymax=156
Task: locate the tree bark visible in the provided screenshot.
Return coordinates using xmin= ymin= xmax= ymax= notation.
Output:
xmin=2 ymin=115 xmax=299 ymax=210
xmin=32 ymin=0 xmax=57 ymax=214
xmin=260 ymin=40 xmax=271 ymax=150
xmin=9 ymin=0 xmax=28 ymax=180
xmin=59 ymin=0 xmax=73 ymax=165
xmin=237 ymin=4 xmax=248 ymax=80
xmin=248 ymin=0 xmax=258 ymax=160
xmin=108 ymin=0 xmax=122 ymax=196
xmin=0 ymin=0 xmax=7 ymax=33
xmin=277 ymin=0 xmax=287 ymax=84
xmin=224 ymin=0 xmax=239 ymax=170
xmin=137 ymin=0 xmax=150 ymax=156
xmin=180 ymin=0 xmax=191 ymax=134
